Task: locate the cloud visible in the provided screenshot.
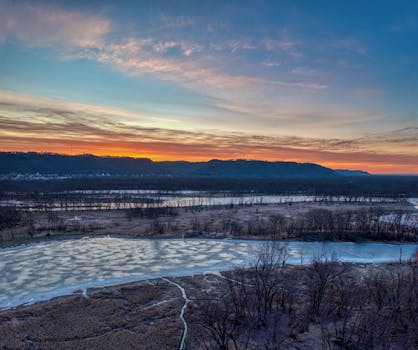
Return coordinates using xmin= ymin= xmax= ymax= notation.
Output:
xmin=277 ymin=81 xmax=328 ymax=90
xmin=220 ymin=40 xmax=257 ymax=52
xmin=0 ymin=2 xmax=110 ymax=49
xmin=0 ymin=1 xmax=329 ymax=128
xmin=3 ymin=2 xmax=411 ymax=153
xmin=78 ymin=37 xmax=323 ymax=94
xmin=158 ymin=15 xmax=195 ymax=29
xmin=0 ymin=95 xmax=416 ymax=173
xmin=331 ymin=38 xmax=367 ymax=55
xmin=4 ymin=89 xmax=375 ymax=141
xmin=262 ymin=61 xmax=281 ymax=67
xmin=0 ymin=90 xmax=177 ymax=129
xmin=209 ymin=38 xmax=302 ymax=57
xmin=152 ymin=40 xmax=202 ymax=56
xmin=261 ymin=38 xmax=303 ymax=58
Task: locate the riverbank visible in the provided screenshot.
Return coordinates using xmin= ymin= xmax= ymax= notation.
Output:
xmin=1 ymin=262 xmax=416 ymax=350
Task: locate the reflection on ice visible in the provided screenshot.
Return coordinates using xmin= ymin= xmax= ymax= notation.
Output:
xmin=0 ymin=237 xmax=417 ymax=309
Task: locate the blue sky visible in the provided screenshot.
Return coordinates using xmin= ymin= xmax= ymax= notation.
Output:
xmin=0 ymin=0 xmax=417 ymax=173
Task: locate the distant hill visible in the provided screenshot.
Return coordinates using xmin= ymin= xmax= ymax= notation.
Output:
xmin=335 ymin=169 xmax=370 ymax=176
xmin=0 ymin=152 xmax=162 ymax=176
xmin=159 ymin=159 xmax=338 ymax=178
xmin=1 ymin=152 xmax=348 ymax=178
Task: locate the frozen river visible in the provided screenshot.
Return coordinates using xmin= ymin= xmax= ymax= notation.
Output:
xmin=0 ymin=237 xmax=417 ymax=309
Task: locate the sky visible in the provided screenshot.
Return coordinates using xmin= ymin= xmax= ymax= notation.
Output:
xmin=0 ymin=0 xmax=417 ymax=174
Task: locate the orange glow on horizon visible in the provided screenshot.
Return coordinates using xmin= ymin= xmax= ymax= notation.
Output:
xmin=2 ymin=142 xmax=417 ymax=175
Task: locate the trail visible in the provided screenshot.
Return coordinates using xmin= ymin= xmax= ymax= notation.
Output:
xmin=81 ymin=287 xmax=89 ymax=299
xmin=162 ymin=278 xmax=190 ymax=350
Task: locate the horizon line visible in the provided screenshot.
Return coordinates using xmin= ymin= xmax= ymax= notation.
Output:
xmin=2 ymin=151 xmax=418 ymax=176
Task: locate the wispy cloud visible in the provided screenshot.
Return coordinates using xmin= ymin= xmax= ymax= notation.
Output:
xmin=76 ymin=37 xmax=326 ymax=103
xmin=0 ymin=2 xmax=318 ymax=92
xmin=1 ymin=1 xmax=415 ymax=174
xmin=0 ymin=95 xmax=416 ymax=173
xmin=0 ymin=2 xmax=110 ymax=49
xmin=262 ymin=61 xmax=281 ymax=67
xmin=0 ymin=2 xmax=330 ymax=126
xmin=2 ymin=90 xmax=390 ymax=141
xmin=152 ymin=40 xmax=203 ymax=56
xmin=0 ymin=90 xmax=181 ymax=129
xmin=331 ymin=38 xmax=367 ymax=55
xmin=262 ymin=38 xmax=302 ymax=58
xmin=158 ymin=14 xmax=195 ymax=29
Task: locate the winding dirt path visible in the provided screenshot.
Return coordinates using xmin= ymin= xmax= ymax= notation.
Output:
xmin=162 ymin=278 xmax=190 ymax=350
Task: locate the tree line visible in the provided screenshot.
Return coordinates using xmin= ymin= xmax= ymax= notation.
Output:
xmin=190 ymin=244 xmax=417 ymax=349
xmin=1 ymin=175 xmax=417 ymax=196
xmin=146 ymin=208 xmax=417 ymax=242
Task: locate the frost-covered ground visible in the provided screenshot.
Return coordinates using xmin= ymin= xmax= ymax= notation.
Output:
xmin=379 ymin=212 xmax=418 ymax=228
xmin=0 ymin=193 xmax=404 ymax=211
xmin=408 ymin=197 xmax=418 ymax=209
xmin=1 ymin=237 xmax=417 ymax=309
xmin=378 ymin=197 xmax=417 ymax=228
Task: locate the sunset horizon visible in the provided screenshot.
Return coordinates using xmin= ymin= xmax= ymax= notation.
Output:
xmin=1 ymin=1 xmax=417 ymax=174
xmin=2 ymin=149 xmax=416 ymax=175
xmin=1 ymin=2 xmax=417 ymax=347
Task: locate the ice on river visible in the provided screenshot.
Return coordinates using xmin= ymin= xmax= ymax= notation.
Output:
xmin=0 ymin=237 xmax=417 ymax=309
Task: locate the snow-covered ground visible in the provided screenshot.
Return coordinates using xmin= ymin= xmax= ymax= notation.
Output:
xmin=379 ymin=213 xmax=418 ymax=228
xmin=378 ymin=198 xmax=418 ymax=228
xmin=1 ymin=237 xmax=417 ymax=309
xmin=408 ymin=198 xmax=418 ymax=209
